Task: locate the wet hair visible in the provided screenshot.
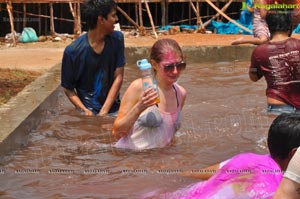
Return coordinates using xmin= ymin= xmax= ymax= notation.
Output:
xmin=268 ymin=113 xmax=300 ymax=160
xmin=266 ymin=9 xmax=293 ymax=38
xmin=150 ymin=38 xmax=184 ymax=64
xmin=83 ymin=0 xmax=117 ymax=30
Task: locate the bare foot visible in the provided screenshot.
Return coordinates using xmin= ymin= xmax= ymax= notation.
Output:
xmin=231 ymin=37 xmax=244 ymax=45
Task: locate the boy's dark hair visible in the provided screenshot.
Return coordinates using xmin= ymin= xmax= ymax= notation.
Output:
xmin=268 ymin=113 xmax=300 ymax=160
xmin=266 ymin=9 xmax=293 ymax=38
xmin=83 ymin=0 xmax=117 ymax=30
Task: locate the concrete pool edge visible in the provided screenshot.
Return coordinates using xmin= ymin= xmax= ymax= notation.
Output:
xmin=0 ymin=63 xmax=61 ymax=156
xmin=126 ymin=45 xmax=256 ymax=63
xmin=0 ymin=45 xmax=255 ymax=157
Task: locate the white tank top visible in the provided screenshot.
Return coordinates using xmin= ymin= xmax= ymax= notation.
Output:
xmin=114 ymin=84 xmax=182 ymax=150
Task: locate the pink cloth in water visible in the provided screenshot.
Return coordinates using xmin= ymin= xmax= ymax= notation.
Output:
xmin=161 ymin=153 xmax=283 ymax=199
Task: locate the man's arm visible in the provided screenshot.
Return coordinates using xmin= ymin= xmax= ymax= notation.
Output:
xmin=273 ymin=178 xmax=300 ymax=199
xmin=273 ymin=147 xmax=300 ymax=199
xmin=249 ymin=51 xmax=263 ymax=82
xmin=180 ymin=163 xmax=220 ymax=180
xmin=249 ymin=68 xmax=261 ymax=82
xmin=98 ymin=67 xmax=124 ymax=116
xmin=64 ymin=88 xmax=93 ymax=116
xmin=61 ymin=47 xmax=93 ymax=116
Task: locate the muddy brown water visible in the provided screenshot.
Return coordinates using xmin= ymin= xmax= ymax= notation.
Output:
xmin=0 ymin=61 xmax=277 ymax=199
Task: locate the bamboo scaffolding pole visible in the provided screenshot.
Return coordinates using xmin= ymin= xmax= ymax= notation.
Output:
xmin=166 ymin=0 xmax=169 ymax=25
xmin=204 ymin=0 xmax=252 ymax=33
xmin=38 ymin=3 xmax=41 ymax=35
xmin=77 ymin=0 xmax=81 ymax=35
xmin=167 ymin=11 xmax=239 ymax=25
xmin=73 ymin=1 xmax=78 ymax=37
xmin=117 ymin=6 xmax=139 ymax=28
xmin=216 ymin=0 xmax=220 ymax=20
xmin=49 ymin=2 xmax=56 ymax=36
xmin=138 ymin=1 xmax=143 ymax=27
xmin=1 ymin=7 xmax=76 ymax=22
xmin=134 ymin=3 xmax=138 ymax=25
xmin=189 ymin=0 xmax=204 ymax=29
xmin=117 ymin=5 xmax=147 ymax=35
xmin=188 ymin=2 xmax=191 ymax=25
xmin=23 ymin=3 xmax=26 ymax=27
xmin=161 ymin=0 xmax=166 ymax=26
xmin=196 ymin=1 xmax=200 ymax=25
xmin=68 ymin=1 xmax=74 ymax=17
xmin=44 ymin=4 xmax=48 ymax=33
xmin=144 ymin=0 xmax=158 ymax=38
xmin=203 ymin=0 xmax=233 ymax=27
xmin=6 ymin=0 xmax=16 ymax=46
xmin=70 ymin=1 xmax=81 ymax=37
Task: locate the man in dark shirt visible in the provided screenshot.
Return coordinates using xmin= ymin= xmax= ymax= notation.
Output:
xmin=249 ymin=9 xmax=300 ymax=114
xmin=61 ymin=0 xmax=125 ymax=116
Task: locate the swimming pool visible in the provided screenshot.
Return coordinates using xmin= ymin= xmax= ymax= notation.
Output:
xmin=0 ymin=61 xmax=276 ymax=198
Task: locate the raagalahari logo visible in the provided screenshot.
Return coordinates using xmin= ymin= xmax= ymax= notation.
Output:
xmin=254 ymin=2 xmax=300 ymax=9
xmin=241 ymin=0 xmax=300 ymax=12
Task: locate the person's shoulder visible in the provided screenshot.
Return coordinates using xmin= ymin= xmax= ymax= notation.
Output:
xmin=288 ymin=37 xmax=300 ymax=43
xmin=130 ymin=78 xmax=143 ymax=89
xmin=174 ymin=83 xmax=186 ymax=97
xmin=109 ymin=31 xmax=124 ymax=42
xmin=232 ymin=153 xmax=276 ymax=167
xmin=111 ymin=30 xmax=124 ymax=38
xmin=65 ymin=33 xmax=89 ymax=53
xmin=253 ymin=42 xmax=269 ymax=52
xmin=219 ymin=153 xmax=267 ymax=170
xmin=124 ymin=78 xmax=143 ymax=97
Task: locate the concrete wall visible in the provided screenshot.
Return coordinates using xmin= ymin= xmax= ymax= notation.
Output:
xmin=125 ymin=45 xmax=255 ymax=64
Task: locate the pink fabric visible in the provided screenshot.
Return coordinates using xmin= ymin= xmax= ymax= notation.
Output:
xmin=252 ymin=8 xmax=270 ymax=39
xmin=160 ymin=153 xmax=283 ymax=199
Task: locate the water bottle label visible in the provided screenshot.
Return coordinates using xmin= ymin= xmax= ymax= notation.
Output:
xmin=143 ymin=82 xmax=152 ymax=89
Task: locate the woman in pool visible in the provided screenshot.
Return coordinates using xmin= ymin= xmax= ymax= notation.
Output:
xmin=112 ymin=38 xmax=187 ymax=150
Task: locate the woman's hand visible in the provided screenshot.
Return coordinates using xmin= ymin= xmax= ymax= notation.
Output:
xmin=138 ymin=88 xmax=159 ymax=110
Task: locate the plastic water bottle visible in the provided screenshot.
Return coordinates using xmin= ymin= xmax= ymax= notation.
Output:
xmin=137 ymin=59 xmax=160 ymax=104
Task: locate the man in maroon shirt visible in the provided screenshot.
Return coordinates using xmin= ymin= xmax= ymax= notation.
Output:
xmin=249 ymin=9 xmax=300 ymax=114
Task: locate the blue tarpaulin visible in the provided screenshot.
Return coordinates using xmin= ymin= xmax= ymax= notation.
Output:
xmin=206 ymin=0 xmax=253 ymax=35
xmin=159 ymin=18 xmax=300 ymax=35
xmin=159 ymin=25 xmax=198 ymax=31
xmin=207 ymin=20 xmax=300 ymax=35
xmin=204 ymin=0 xmax=300 ymax=35
xmin=159 ymin=0 xmax=300 ymax=35
xmin=208 ymin=20 xmax=253 ymax=35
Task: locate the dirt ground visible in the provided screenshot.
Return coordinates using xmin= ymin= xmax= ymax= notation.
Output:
xmin=2 ymin=33 xmax=300 ymax=72
xmin=1 ymin=32 xmax=299 ymax=105
xmin=0 ymin=33 xmax=257 ymax=71
xmin=0 ymin=68 xmax=41 ymax=105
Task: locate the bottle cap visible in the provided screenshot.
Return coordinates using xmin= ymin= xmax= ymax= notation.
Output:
xmin=137 ymin=59 xmax=152 ymax=70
